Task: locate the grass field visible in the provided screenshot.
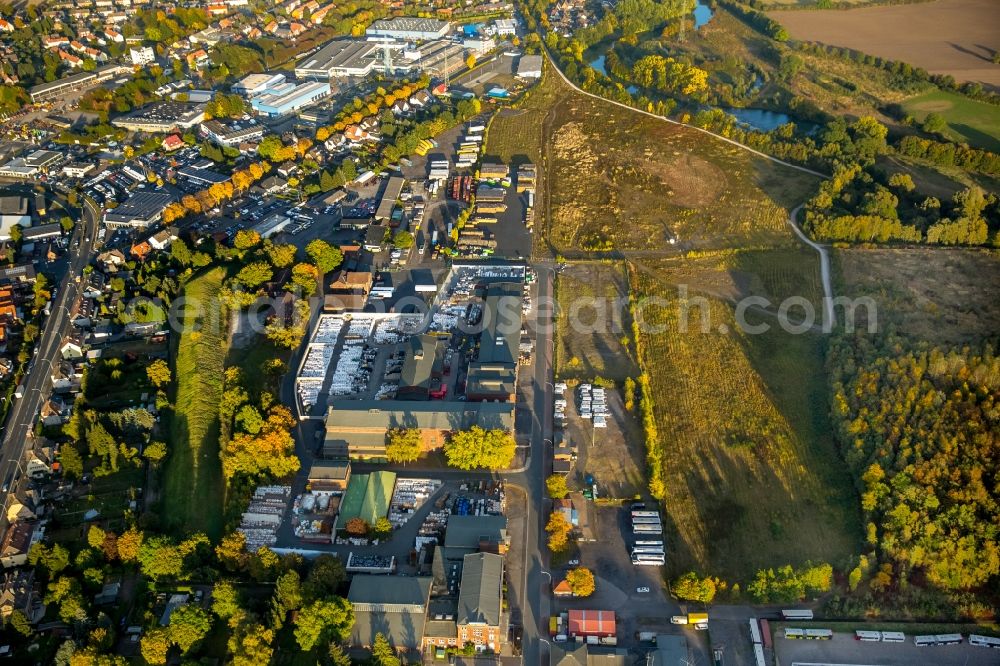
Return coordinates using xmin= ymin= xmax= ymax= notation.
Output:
xmin=554 ymin=263 xmax=638 ymax=382
xmin=628 ymin=252 xmax=860 ymax=580
xmin=901 ymin=89 xmax=1000 ymax=152
xmin=772 ymin=0 xmax=1000 ymax=88
xmin=545 ymin=92 xmax=816 ymax=254
xmin=162 ymin=267 xmax=228 ymax=540
xmin=835 ymin=247 xmax=1000 ymax=345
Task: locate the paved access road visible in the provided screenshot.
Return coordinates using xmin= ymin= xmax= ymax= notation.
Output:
xmin=0 ymin=194 xmax=100 ymax=527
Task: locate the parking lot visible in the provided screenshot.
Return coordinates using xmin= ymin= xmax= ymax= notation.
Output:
xmin=776 ymin=631 xmax=1000 ymax=666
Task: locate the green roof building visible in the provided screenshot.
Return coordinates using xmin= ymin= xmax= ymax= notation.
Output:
xmin=338 ymin=471 xmax=396 ymax=525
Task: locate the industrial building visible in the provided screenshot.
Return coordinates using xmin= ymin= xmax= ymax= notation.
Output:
xmin=375 ymin=175 xmax=405 ymax=221
xmin=27 ymin=64 xmax=125 ymax=102
xmin=405 ymin=40 xmax=467 ymax=79
xmin=323 ymin=401 xmax=514 ymax=460
xmin=348 ymin=575 xmax=433 ymax=653
xmin=232 ymin=72 xmax=287 ymax=97
xmin=366 ymin=17 xmax=450 ymax=41
xmin=517 ymin=54 xmax=543 ymax=79
xmin=396 ymin=335 xmax=445 ymax=401
xmin=0 ymin=196 xmax=30 ymax=241
xmin=456 ymin=552 xmax=505 ymax=651
xmin=295 ymin=39 xmax=386 ymax=80
xmin=199 ymin=119 xmax=266 ymax=147
xmin=111 ymin=102 xmax=206 ymax=133
xmin=324 ymin=270 xmax=374 ymax=312
xmin=103 ymin=191 xmax=174 ymax=229
xmin=338 ymin=470 xmax=396 ymax=525
xmin=250 ymin=80 xmax=330 ymax=117
xmin=465 ymin=282 xmax=521 ymax=402
xmin=0 ymin=150 xmax=63 ymax=179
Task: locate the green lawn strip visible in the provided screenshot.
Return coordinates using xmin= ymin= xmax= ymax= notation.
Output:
xmin=162 ymin=266 xmax=228 ymax=540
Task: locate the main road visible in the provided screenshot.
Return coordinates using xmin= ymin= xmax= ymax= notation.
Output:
xmin=0 ymin=194 xmax=100 ymax=526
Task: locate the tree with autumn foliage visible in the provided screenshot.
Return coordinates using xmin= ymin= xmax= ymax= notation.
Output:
xmin=546 ymin=511 xmax=572 ymax=553
xmin=566 ymin=567 xmax=595 ymax=597
xmin=220 ymin=405 xmax=300 ymax=482
xmin=344 ymin=518 xmax=369 ymax=536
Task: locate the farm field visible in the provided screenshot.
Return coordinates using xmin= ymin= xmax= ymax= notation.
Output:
xmin=835 ymin=247 xmax=1000 ymax=345
xmin=162 ymin=266 xmax=228 ymax=540
xmin=543 ymin=82 xmax=817 ymax=254
xmin=900 ymin=90 xmax=1000 ymax=152
xmin=627 ymin=252 xmax=860 ymax=580
xmin=771 ymin=0 xmax=1000 ymax=89
xmin=554 ymin=262 xmax=637 ymax=382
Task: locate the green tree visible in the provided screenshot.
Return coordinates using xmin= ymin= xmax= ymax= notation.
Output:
xmin=211 ymin=580 xmax=243 ymax=624
xmin=87 ymin=525 xmax=106 ymax=551
xmin=303 ymin=554 xmax=347 ymax=602
xmin=293 ymin=598 xmax=355 ymax=651
xmin=546 ymin=474 xmax=569 ymax=499
xmin=672 ymin=571 xmax=716 ymax=603
xmin=370 ymin=633 xmax=400 ymax=666
xmin=137 ymin=536 xmax=185 ymax=581
xmin=235 ymin=404 xmax=264 ymax=435
xmin=144 ymin=441 xmax=168 ymax=464
xmin=289 ymin=262 xmax=318 ymax=296
xmin=922 ymin=112 xmax=948 ymax=135
xmin=60 ymin=443 xmax=84 ymax=479
xmin=169 ymin=604 xmax=212 ymax=654
xmin=236 ymin=261 xmax=273 ymax=289
xmin=305 ymin=239 xmax=343 ymax=274
xmin=373 ymin=517 xmax=393 ymax=539
xmin=444 ymin=427 xmax=518 ymax=470
xmin=60 ymin=216 xmax=75 ymax=233
xmin=385 ymin=428 xmax=422 ymax=464
xmin=328 ymin=643 xmax=352 ymax=666
xmin=265 ymin=241 xmax=297 ymax=268
xmin=140 ymin=627 xmax=171 ymax=665
xmin=8 ymin=609 xmax=32 ymax=636
xmin=274 ymin=570 xmax=304 ymax=619
xmin=233 ymin=229 xmax=262 ymax=251
xmin=392 ymin=230 xmax=414 ymax=248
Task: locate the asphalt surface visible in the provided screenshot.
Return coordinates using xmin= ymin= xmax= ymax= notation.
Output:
xmin=0 ymin=194 xmax=99 ymax=527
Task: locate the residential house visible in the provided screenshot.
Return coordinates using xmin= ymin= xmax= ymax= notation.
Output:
xmin=0 ymin=570 xmax=43 ymax=624
xmin=0 ymin=521 xmax=41 ymax=568
xmin=161 ymin=134 xmax=185 ymax=152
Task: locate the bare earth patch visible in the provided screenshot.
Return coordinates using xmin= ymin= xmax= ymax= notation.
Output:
xmin=836 ymin=247 xmax=1000 ymax=344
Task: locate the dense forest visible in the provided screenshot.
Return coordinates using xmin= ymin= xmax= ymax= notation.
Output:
xmin=829 ymin=338 xmax=1000 ymax=592
xmin=804 ymin=164 xmax=998 ymax=245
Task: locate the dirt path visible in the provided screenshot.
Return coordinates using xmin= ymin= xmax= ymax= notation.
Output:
xmin=785 ymin=204 xmax=835 ymax=326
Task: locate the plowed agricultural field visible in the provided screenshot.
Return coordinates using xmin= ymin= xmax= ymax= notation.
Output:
xmin=772 ymin=0 xmax=1000 ymax=89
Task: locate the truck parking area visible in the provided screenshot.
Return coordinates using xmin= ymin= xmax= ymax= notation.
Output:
xmin=775 ymin=631 xmax=1000 ymax=666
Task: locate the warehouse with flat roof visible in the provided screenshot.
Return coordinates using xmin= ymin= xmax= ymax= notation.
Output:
xmin=111 ymin=102 xmax=206 ymax=133
xmin=104 ymin=191 xmax=174 ymax=229
xmin=250 ymin=81 xmax=330 ymax=117
xmin=295 ymin=39 xmax=386 ymax=80
xmin=348 ymin=574 xmax=432 ymax=652
xmin=366 ymin=17 xmax=450 ymax=41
